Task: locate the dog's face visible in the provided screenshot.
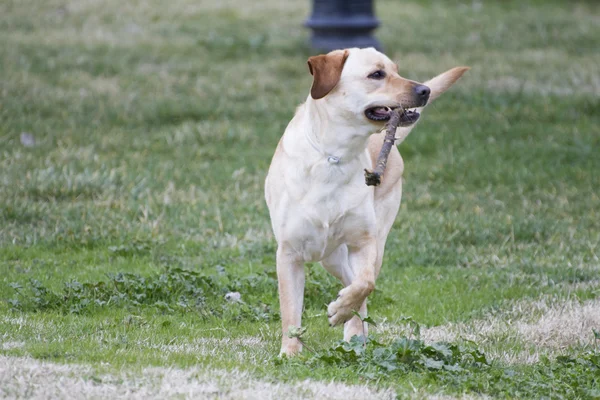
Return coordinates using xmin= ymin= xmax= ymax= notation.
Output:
xmin=307 ymin=48 xmax=468 ymax=130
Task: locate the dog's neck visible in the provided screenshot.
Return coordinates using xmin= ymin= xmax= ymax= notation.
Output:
xmin=299 ymin=96 xmax=377 ymax=164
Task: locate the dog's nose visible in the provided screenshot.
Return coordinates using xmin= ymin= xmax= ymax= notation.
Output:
xmin=414 ymin=84 xmax=430 ymax=99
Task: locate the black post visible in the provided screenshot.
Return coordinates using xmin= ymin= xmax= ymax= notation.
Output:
xmin=305 ymin=0 xmax=382 ymax=52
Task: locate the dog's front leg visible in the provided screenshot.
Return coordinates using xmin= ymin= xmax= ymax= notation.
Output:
xmin=327 ymin=238 xmax=376 ymax=329
xmin=276 ymin=246 xmax=305 ymax=356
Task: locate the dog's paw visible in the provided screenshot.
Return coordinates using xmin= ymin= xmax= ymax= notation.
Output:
xmin=327 ymin=287 xmax=364 ymax=327
xmin=279 ymin=339 xmax=302 ymax=357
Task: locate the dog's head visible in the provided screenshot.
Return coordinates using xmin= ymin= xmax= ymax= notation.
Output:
xmin=307 ymin=48 xmax=469 ymax=129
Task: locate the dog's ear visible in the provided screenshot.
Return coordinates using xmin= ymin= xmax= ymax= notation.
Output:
xmin=307 ymin=50 xmax=349 ymax=100
xmin=424 ymin=66 xmax=470 ymax=102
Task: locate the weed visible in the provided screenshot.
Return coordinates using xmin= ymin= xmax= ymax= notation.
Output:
xmin=7 ymin=265 xmax=345 ymax=323
xmin=287 ymin=325 xmax=317 ymax=354
xmin=313 ymin=335 xmax=487 ymax=375
xmin=8 ymin=267 xmax=276 ymax=321
xmin=282 ymin=318 xmax=600 ymax=399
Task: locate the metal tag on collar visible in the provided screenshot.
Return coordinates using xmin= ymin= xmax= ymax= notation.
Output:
xmin=327 ymin=155 xmax=340 ymax=164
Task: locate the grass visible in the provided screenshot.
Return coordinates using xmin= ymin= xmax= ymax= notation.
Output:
xmin=1 ymin=0 xmax=599 ymax=398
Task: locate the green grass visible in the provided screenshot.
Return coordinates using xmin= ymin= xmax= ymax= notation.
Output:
xmin=1 ymin=0 xmax=599 ymax=398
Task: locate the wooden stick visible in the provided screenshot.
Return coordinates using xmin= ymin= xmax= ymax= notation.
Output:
xmin=364 ymin=108 xmax=403 ymax=186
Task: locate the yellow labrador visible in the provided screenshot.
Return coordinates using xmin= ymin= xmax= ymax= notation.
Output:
xmin=265 ymin=47 xmax=468 ymax=355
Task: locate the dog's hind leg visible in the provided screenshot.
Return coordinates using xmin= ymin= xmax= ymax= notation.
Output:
xmin=321 ymin=244 xmax=351 ymax=283
xmin=322 ymin=245 xmax=369 ymax=341
xmin=277 ymin=246 xmax=305 ymax=356
xmin=344 ymin=299 xmax=368 ymax=341
xmin=325 ymin=238 xmax=377 ymax=332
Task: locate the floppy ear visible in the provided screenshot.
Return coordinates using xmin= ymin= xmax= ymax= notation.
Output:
xmin=307 ymin=50 xmax=349 ymax=100
xmin=424 ymin=66 xmax=470 ymax=102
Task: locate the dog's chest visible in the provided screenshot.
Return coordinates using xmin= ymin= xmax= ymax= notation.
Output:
xmin=284 ymin=163 xmax=375 ymax=261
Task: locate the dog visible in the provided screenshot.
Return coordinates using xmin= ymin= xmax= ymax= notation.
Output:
xmin=265 ymin=47 xmax=468 ymax=355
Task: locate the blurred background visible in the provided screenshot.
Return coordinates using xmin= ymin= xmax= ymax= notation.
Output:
xmin=1 ymin=0 xmax=599 ymax=321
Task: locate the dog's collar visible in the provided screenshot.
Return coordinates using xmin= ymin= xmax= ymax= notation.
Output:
xmin=305 ymin=130 xmax=340 ymax=164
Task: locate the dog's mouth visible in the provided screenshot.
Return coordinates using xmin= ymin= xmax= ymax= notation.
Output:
xmin=364 ymin=106 xmax=420 ymax=126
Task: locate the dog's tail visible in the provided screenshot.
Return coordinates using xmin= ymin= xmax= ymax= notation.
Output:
xmin=424 ymin=66 xmax=470 ymax=103
xmin=394 ymin=66 xmax=469 ymax=143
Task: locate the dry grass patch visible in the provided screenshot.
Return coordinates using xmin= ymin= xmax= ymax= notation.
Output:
xmin=0 ymin=355 xmax=396 ymax=400
xmin=376 ymin=284 xmax=600 ymax=365
xmin=413 ymin=297 xmax=600 ymax=364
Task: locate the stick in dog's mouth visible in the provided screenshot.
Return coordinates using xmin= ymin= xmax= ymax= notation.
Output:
xmin=364 ymin=108 xmax=405 ymax=187
xmin=364 ymin=106 xmax=420 ymax=126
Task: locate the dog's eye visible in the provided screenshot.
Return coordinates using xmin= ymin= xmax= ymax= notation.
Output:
xmin=368 ymin=70 xmax=386 ymax=80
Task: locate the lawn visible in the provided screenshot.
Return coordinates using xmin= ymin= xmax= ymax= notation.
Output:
xmin=1 ymin=0 xmax=599 ymax=398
